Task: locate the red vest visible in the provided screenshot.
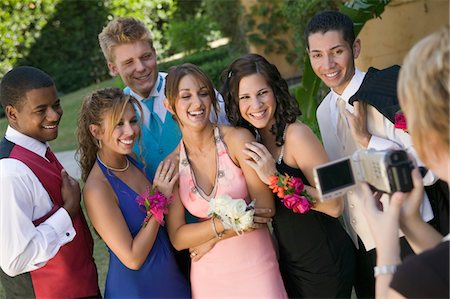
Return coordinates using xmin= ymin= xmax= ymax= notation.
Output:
xmin=8 ymin=144 xmax=98 ymax=298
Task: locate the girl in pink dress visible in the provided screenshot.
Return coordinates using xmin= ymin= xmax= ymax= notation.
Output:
xmin=164 ymin=63 xmax=287 ymax=298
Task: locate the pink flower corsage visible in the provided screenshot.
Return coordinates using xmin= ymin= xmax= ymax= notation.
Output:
xmin=136 ymin=187 xmax=172 ymax=226
xmin=394 ymin=110 xmax=408 ymax=132
xmin=268 ymin=172 xmax=314 ymax=214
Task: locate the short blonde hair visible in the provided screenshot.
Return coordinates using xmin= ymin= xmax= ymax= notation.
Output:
xmin=98 ymin=17 xmax=153 ymax=63
xmin=398 ymin=26 xmax=449 ymax=162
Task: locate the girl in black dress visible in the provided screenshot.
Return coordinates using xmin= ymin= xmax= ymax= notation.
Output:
xmin=221 ymin=54 xmax=355 ymax=298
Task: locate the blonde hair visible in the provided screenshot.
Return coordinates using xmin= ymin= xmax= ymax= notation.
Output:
xmin=77 ymin=87 xmax=142 ymax=182
xmin=98 ymin=17 xmax=153 ymax=63
xmin=398 ymin=26 xmax=449 ymax=163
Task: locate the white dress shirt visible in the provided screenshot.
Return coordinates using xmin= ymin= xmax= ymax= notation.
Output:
xmin=0 ymin=126 xmax=75 ymax=277
xmin=128 ymin=72 xmax=229 ymax=126
xmin=317 ymin=69 xmax=434 ymax=250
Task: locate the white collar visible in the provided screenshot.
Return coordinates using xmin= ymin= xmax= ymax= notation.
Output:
xmin=443 ymin=234 xmax=450 ymax=242
xmin=330 ymin=68 xmax=366 ymax=103
xmin=5 ymin=126 xmax=48 ymax=158
xmin=129 ymin=72 xmax=166 ymax=102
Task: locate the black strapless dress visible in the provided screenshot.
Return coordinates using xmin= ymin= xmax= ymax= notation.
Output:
xmin=272 ymin=160 xmax=355 ymax=298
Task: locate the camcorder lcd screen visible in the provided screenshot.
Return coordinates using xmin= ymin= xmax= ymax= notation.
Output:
xmin=316 ymin=158 xmax=355 ymax=194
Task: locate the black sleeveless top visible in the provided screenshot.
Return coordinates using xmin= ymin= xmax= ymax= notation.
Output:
xmin=272 ymin=159 xmax=356 ymax=298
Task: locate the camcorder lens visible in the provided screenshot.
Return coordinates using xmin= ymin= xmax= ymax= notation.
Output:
xmin=387 ymin=150 xmax=413 ymax=192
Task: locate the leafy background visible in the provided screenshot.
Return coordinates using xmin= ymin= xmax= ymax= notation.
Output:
xmin=0 ymin=0 xmax=394 ymax=297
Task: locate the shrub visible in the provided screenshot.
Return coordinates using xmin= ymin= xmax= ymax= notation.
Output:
xmin=17 ymin=0 xmax=110 ymax=94
xmin=158 ymin=45 xmax=245 ymax=88
xmin=166 ymin=17 xmax=211 ymax=55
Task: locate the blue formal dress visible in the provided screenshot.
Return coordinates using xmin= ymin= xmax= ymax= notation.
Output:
xmin=97 ymin=155 xmax=190 ymax=298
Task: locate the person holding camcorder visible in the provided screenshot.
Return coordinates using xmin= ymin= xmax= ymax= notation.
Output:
xmin=362 ymin=26 xmax=449 ymax=299
xmin=314 ymin=149 xmax=414 ymax=201
xmin=305 ymin=11 xmax=437 ymax=298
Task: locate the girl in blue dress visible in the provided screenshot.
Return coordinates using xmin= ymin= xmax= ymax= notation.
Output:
xmin=77 ymin=87 xmax=190 ymax=298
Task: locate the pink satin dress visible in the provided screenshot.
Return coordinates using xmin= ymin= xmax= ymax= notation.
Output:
xmin=178 ymin=126 xmax=287 ymax=298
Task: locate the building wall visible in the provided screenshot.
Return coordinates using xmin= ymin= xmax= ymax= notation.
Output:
xmin=356 ymin=0 xmax=449 ymax=71
xmin=240 ymin=0 xmax=300 ymax=79
xmin=242 ymin=0 xmax=449 ymax=78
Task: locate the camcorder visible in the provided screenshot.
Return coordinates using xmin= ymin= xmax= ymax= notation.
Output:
xmin=314 ymin=149 xmax=414 ymax=201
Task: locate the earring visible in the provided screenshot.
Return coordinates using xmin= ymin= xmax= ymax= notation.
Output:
xmin=97 ymin=139 xmax=102 ymax=148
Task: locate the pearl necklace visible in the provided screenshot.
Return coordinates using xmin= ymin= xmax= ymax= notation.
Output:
xmin=96 ymin=153 xmax=130 ymax=172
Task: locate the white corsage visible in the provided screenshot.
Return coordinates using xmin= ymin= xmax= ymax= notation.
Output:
xmin=207 ymin=195 xmax=255 ymax=235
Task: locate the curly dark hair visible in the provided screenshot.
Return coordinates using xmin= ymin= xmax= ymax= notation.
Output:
xmin=220 ymin=53 xmax=300 ymax=146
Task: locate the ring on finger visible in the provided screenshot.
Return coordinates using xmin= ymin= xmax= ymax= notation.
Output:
xmin=255 ymin=156 xmax=260 ymax=162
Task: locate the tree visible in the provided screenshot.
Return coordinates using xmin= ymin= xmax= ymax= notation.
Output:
xmin=0 ymin=0 xmax=57 ymax=77
xmin=18 ymin=0 xmax=109 ymax=93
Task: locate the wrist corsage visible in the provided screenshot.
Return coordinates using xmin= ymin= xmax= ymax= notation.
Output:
xmin=269 ymin=172 xmax=314 ymax=214
xmin=394 ymin=110 xmax=408 ymax=133
xmin=136 ymin=187 xmax=172 ymax=227
xmin=207 ymin=195 xmax=255 ymax=235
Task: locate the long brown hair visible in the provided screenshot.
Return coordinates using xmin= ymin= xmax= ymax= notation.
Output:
xmin=164 ymin=63 xmax=219 ymax=125
xmin=76 ymin=87 xmax=142 ymax=182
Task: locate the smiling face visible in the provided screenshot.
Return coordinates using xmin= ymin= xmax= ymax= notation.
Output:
xmin=100 ymin=103 xmax=140 ymax=155
xmin=8 ymin=85 xmax=62 ymax=143
xmin=237 ymin=73 xmax=276 ymax=130
xmin=308 ymin=30 xmax=360 ymax=95
xmin=108 ymin=40 xmax=158 ymax=99
xmin=173 ymin=74 xmax=212 ymax=129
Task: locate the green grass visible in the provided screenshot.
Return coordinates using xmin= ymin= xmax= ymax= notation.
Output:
xmin=0 ymin=77 xmax=120 ymax=152
xmin=0 ymin=68 xmax=319 ymax=299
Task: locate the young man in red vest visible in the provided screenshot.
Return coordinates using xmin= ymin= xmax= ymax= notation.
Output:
xmin=0 ymin=66 xmax=100 ymax=298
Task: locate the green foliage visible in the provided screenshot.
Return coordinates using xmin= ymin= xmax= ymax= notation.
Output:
xmin=166 ymin=16 xmax=211 ymax=55
xmin=172 ymin=0 xmax=202 ymax=20
xmin=203 ymin=0 xmax=247 ymax=52
xmin=1 ymin=0 xmax=175 ymax=94
xmin=244 ymin=0 xmax=291 ymax=58
xmin=281 ymin=0 xmax=341 ymax=66
xmin=341 ymin=0 xmax=391 ymax=35
xmin=0 ymin=0 xmax=57 ymax=76
xmin=18 ymin=0 xmax=110 ymax=94
xmin=105 ymin=0 xmax=174 ymax=59
xmin=159 ymin=44 xmax=244 ymax=88
xmin=0 ymin=45 xmax=244 ymax=148
xmin=166 ymin=0 xmax=225 ymax=56
xmin=296 ymin=56 xmax=324 ymax=125
xmin=199 ymin=56 xmax=240 ymax=87
xmin=296 ymin=0 xmax=391 ymax=130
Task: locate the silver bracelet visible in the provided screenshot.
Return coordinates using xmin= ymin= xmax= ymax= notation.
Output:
xmin=374 ymin=264 xmax=398 ymax=277
xmin=211 ymin=217 xmax=223 ymax=239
